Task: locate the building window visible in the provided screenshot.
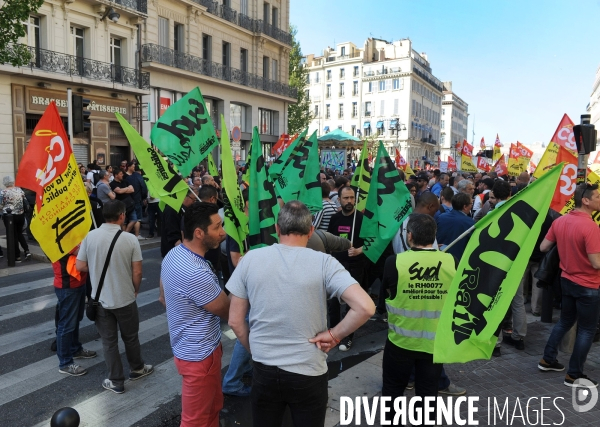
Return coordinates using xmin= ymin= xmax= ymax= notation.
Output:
xmin=338 ymin=103 xmax=344 ymax=118
xmin=272 ymin=6 xmax=278 ymax=28
xmin=365 ymin=126 xmax=371 ymax=137
xmin=365 ymin=101 xmax=371 ymax=117
xmin=259 ymin=108 xmax=277 ymax=135
xmin=367 ymin=82 xmax=373 ymax=93
xmin=380 ymin=100 xmax=385 ymax=116
xmin=222 ymin=42 xmax=231 ymax=68
xmin=240 ymin=0 xmax=248 ymax=15
xmin=230 ymin=103 xmax=247 ymax=132
xmin=441 ymin=120 xmax=445 ymax=129
xmin=351 ymin=125 xmax=356 ymax=136
xmin=326 ymin=84 xmax=331 ymax=98
xmin=314 ymin=104 xmax=319 ymax=117
xmin=352 ymin=102 xmax=357 ymax=118
xmin=110 ymin=37 xmax=121 ymax=68
xmin=353 ymin=81 xmax=358 ymax=96
xmin=339 ymin=83 xmax=344 ymax=97
xmin=158 ymin=17 xmax=169 ymax=48
xmin=240 ymin=48 xmax=248 ymax=72
xmin=70 ymin=26 xmax=84 ymax=75
xmin=25 ymin=16 xmax=40 ymax=49
xmin=326 ymin=70 xmax=331 ymax=81
xmin=379 ymin=80 xmax=386 ymax=91
xmin=263 ymin=56 xmax=269 ymax=79
xmin=353 ymin=66 xmax=359 ymax=77
xmin=325 ymin=104 xmax=330 ymax=119
xmin=340 ymin=68 xmax=345 ymax=78
xmin=315 ymin=72 xmax=320 ymax=83
xmin=305 ymin=89 xmax=310 ymax=102
xmin=174 ymin=23 xmax=184 ymax=52
xmin=263 ymin=2 xmax=270 ymax=24
xmin=272 ymin=59 xmax=278 ymax=81
xmin=392 ymin=78 xmax=401 ymax=90
xmin=442 ymin=108 xmax=445 ymax=115
xmin=341 ymin=46 xmax=346 ymax=56
xmin=202 ymin=34 xmax=212 ymax=61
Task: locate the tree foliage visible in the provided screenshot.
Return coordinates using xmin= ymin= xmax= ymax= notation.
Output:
xmin=287 ymin=25 xmax=311 ymax=135
xmin=0 ymin=0 xmax=44 ymax=66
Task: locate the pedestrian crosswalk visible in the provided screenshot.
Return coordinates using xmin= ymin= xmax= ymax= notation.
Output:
xmin=0 ymin=251 xmax=239 ymax=427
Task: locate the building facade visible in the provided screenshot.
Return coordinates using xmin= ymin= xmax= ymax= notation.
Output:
xmin=305 ymin=38 xmax=447 ymax=169
xmin=140 ymin=0 xmax=295 ymax=164
xmin=440 ymin=81 xmax=469 ymax=162
xmin=0 ymin=0 xmax=295 ymax=179
xmin=589 ymin=64 xmax=600 ymax=147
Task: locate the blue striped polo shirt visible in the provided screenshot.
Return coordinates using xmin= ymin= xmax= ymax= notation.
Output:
xmin=161 ymin=244 xmax=222 ymax=361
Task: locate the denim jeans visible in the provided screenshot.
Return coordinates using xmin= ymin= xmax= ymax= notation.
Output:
xmin=147 ymin=202 xmax=161 ymax=236
xmin=222 ymin=339 xmax=252 ymax=393
xmin=251 ymin=361 xmax=328 ymax=427
xmin=95 ymin=301 xmax=144 ymax=387
xmin=409 ymin=366 xmax=450 ymax=390
xmin=55 ymin=286 xmax=85 ymax=369
xmin=543 ymin=278 xmax=600 ymax=377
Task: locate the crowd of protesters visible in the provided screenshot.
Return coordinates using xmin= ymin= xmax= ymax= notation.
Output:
xmin=39 ymin=153 xmax=600 ymax=426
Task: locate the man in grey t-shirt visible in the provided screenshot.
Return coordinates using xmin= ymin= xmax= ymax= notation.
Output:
xmin=96 ymin=171 xmax=115 ymax=205
xmin=227 ymin=201 xmax=375 ymax=427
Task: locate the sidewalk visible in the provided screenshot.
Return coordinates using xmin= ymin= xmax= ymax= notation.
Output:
xmin=324 ymin=312 xmax=600 ymax=426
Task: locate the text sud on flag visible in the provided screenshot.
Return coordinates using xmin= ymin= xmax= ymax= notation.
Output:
xmin=16 ymin=101 xmax=92 ymax=262
xmin=433 ymin=163 xmax=562 ymax=363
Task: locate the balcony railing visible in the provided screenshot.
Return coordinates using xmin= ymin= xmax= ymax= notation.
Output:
xmin=7 ymin=45 xmax=149 ymax=89
xmin=141 ymin=44 xmax=297 ymax=98
xmin=189 ymin=1 xmax=292 ymax=45
xmin=113 ymin=0 xmax=147 ymax=14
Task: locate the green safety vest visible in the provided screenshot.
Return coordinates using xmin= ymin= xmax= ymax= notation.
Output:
xmin=386 ymin=249 xmax=456 ymax=354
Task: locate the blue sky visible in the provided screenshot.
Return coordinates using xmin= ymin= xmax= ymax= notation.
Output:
xmin=290 ymin=0 xmax=600 ymax=148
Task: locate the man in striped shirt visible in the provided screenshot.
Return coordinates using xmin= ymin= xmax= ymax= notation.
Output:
xmin=312 ymin=182 xmax=339 ymax=231
xmin=161 ymin=202 xmax=230 ymax=427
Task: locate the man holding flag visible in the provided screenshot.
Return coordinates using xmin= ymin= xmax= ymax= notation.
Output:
xmin=538 ymin=183 xmax=600 ymax=387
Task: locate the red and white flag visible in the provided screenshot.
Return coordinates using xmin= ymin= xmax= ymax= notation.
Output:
xmin=480 ymin=137 xmax=486 ymax=149
xmin=494 ymin=134 xmax=502 ymax=148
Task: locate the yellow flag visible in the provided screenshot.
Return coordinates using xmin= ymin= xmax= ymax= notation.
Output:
xmin=533 ymin=142 xmax=560 ymax=179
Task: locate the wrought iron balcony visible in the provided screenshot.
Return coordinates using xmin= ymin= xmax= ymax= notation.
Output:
xmin=113 ymin=0 xmax=147 ymax=14
xmin=6 ymin=45 xmax=149 ymax=89
xmin=141 ymin=44 xmax=297 ymax=98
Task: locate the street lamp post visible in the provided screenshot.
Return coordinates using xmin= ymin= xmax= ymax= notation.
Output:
xmin=394 ymin=119 xmax=407 ymax=157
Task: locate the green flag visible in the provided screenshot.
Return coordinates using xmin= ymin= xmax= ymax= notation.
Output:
xmin=220 ymin=116 xmax=249 ymax=255
xmin=115 ymin=113 xmax=189 ymax=212
xmin=150 ymin=87 xmax=218 ymax=178
xmin=359 ymin=142 xmax=412 ymax=263
xmin=273 ymin=131 xmax=322 ymax=213
xmin=433 ymin=163 xmax=563 ymax=363
xmin=268 ymin=129 xmax=308 ymax=180
xmin=208 ymin=153 xmax=218 ymax=177
xmin=248 ymin=127 xmax=280 ymax=249
xmin=351 ymin=140 xmax=371 ymax=212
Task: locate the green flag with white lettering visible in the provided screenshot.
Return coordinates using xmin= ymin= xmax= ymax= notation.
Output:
xmin=220 ymin=116 xmax=249 ymax=254
xmin=150 ymin=87 xmax=218 ymax=178
xmin=360 ymin=142 xmax=412 ymax=263
xmin=433 ymin=164 xmax=563 ymax=363
xmin=273 ymin=131 xmax=322 ymax=213
xmin=248 ymin=127 xmax=280 ymax=249
xmin=116 ymin=113 xmax=189 ymax=212
xmin=208 ymin=153 xmax=218 ymax=177
xmin=268 ymin=129 xmax=308 ymax=180
xmin=351 ymin=140 xmax=371 ymax=212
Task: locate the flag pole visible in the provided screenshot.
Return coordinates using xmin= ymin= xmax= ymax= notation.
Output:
xmin=350 ymin=187 xmax=360 ymax=245
xmin=188 ymin=186 xmax=202 ymax=202
xmin=441 ymin=225 xmax=475 ymax=253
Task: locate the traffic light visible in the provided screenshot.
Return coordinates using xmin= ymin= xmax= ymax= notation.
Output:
xmin=573 ymin=114 xmax=597 ymax=155
xmin=72 ymin=95 xmax=91 ymax=134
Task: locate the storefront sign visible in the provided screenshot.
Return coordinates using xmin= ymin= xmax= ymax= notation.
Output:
xmin=159 ymin=97 xmax=171 ymax=117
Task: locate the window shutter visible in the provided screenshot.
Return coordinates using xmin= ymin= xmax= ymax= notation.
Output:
xmin=394 ymin=99 xmax=399 ymax=115
xmin=380 ymin=100 xmax=385 ymax=115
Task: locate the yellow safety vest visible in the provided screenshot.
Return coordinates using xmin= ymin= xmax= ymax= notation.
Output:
xmin=386 ymin=249 xmax=456 ymax=354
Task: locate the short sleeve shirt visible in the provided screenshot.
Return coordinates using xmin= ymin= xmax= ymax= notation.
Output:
xmin=161 ymin=244 xmax=222 ymax=361
xmin=545 ymin=210 xmax=600 ymax=288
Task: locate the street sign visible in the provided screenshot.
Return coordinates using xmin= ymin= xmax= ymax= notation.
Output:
xmin=232 ymin=126 xmax=241 ymax=142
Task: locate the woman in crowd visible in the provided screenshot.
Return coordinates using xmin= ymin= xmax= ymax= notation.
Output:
xmin=0 ymin=176 xmax=31 ymax=261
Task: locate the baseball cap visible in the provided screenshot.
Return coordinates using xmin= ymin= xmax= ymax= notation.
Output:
xmin=416 ymin=172 xmax=428 ymax=181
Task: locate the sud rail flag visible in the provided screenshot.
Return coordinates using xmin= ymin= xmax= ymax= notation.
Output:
xmin=248 ymin=127 xmax=280 ymax=249
xmin=116 ymin=113 xmax=189 ymax=212
xmin=220 ymin=116 xmax=249 ymax=254
xmin=360 ymin=142 xmax=412 ymax=263
xmin=208 ymin=153 xmax=218 ymax=177
xmin=433 ymin=164 xmax=563 ymax=363
xmin=351 ymin=140 xmax=371 ymax=211
xmin=16 ymin=102 xmax=92 ymax=262
xmin=150 ymin=87 xmax=218 ymax=178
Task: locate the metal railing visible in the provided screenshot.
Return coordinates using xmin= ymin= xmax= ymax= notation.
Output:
xmin=113 ymin=0 xmax=147 ymax=14
xmin=10 ymin=45 xmax=149 ymax=89
xmin=141 ymin=44 xmax=297 ymax=98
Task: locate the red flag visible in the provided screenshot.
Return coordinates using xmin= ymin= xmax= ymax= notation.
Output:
xmin=549 ymin=114 xmax=576 ymax=154
xmin=550 ymin=146 xmax=578 ymax=212
xmin=455 ymin=140 xmax=463 ymax=152
xmin=509 ymin=143 xmax=520 ymax=160
xmin=461 ymin=140 xmax=473 ymax=157
xmin=16 ymin=102 xmax=72 ymax=212
xmin=448 ymin=156 xmax=457 ymax=170
xmin=494 ymin=157 xmax=508 ymax=176
xmin=395 ymin=148 xmax=401 ymax=166
xmin=271 ymin=133 xmax=295 ymax=156
xmin=480 ymin=137 xmax=486 ymax=149
xmin=517 ymin=141 xmax=534 ymax=158
xmin=529 ymin=160 xmax=537 ymax=173
xmin=494 ymin=134 xmax=502 ymax=147
xmin=592 ymin=151 xmax=600 ymax=165
xmin=476 ymin=156 xmax=490 ymax=172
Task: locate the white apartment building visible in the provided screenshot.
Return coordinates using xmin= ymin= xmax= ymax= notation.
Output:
xmin=140 ymin=0 xmax=296 ymax=163
xmin=305 ymin=38 xmax=446 ymax=169
xmin=589 ymin=64 xmax=600 ymax=147
xmin=0 ymin=0 xmax=295 ymax=177
xmin=441 ymin=81 xmax=469 ymax=161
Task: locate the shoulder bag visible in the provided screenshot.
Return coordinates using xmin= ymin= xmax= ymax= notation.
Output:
xmin=85 ymin=230 xmax=123 ymax=321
